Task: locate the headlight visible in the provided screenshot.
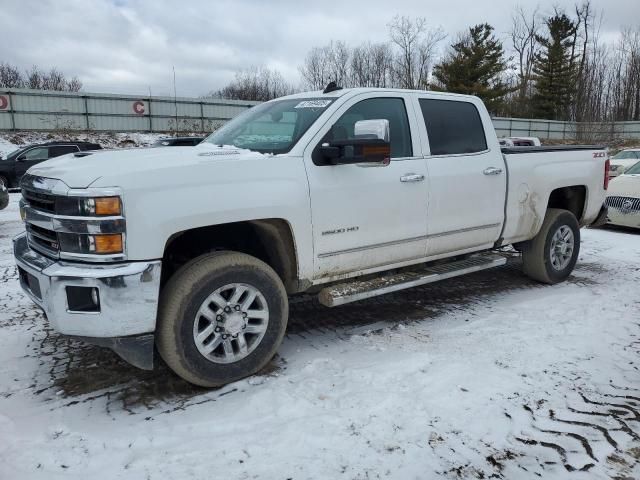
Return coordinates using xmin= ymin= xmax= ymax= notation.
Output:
xmin=56 ymin=196 xmax=122 ymax=216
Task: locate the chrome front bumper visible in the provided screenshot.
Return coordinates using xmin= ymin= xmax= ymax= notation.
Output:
xmin=13 ymin=233 xmax=162 ymax=338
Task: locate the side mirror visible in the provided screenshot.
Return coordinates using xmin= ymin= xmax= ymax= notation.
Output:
xmin=321 ymin=119 xmax=391 ymax=165
xmin=16 ymin=155 xmax=26 ymax=162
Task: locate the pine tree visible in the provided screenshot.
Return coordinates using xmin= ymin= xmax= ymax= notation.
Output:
xmin=431 ymin=24 xmax=513 ymax=113
xmin=531 ymin=13 xmax=578 ymax=120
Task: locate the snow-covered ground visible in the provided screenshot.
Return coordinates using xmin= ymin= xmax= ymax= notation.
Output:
xmin=0 ymin=193 xmax=638 ymax=479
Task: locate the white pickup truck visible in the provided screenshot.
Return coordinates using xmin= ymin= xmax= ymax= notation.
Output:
xmin=14 ymin=86 xmax=609 ymax=387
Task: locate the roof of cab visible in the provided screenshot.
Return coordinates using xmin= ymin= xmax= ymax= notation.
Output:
xmin=276 ymin=87 xmax=481 ymax=102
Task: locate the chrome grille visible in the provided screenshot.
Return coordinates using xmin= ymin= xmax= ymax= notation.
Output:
xmin=22 ymin=188 xmax=56 ymax=213
xmin=26 ymin=224 xmax=59 ymax=254
xmin=20 ymin=174 xmax=126 ymax=262
xmin=606 ymin=196 xmax=640 ymax=212
xmin=21 ymin=183 xmax=62 ymax=259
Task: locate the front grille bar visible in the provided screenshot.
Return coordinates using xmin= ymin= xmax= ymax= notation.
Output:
xmin=22 ymin=188 xmax=56 ymax=213
xmin=606 ymin=196 xmax=640 ymax=212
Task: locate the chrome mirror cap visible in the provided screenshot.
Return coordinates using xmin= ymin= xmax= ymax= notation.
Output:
xmin=354 ymin=119 xmax=390 ymax=142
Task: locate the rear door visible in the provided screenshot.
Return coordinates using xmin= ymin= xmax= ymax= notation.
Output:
xmin=413 ymin=95 xmax=506 ymax=256
xmin=304 ymin=93 xmax=428 ymax=279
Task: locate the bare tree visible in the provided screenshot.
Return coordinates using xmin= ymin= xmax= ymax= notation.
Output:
xmin=66 ymin=76 xmax=83 ymax=92
xmin=43 ymin=68 xmax=67 ymax=91
xmin=510 ymin=5 xmax=540 ymax=107
xmin=350 ymin=42 xmax=394 ymax=87
xmin=388 ymin=15 xmax=445 ymax=89
xmin=299 ymin=45 xmax=334 ymax=90
xmin=0 ymin=63 xmax=24 ymax=88
xmin=210 ymin=65 xmax=296 ymax=101
xmin=300 ymin=41 xmax=352 ymax=89
xmin=328 ymin=41 xmax=351 ymax=87
xmin=25 ymin=65 xmax=43 ymax=89
xmin=3 ymin=64 xmax=83 ymax=92
xmin=571 ymin=1 xmax=594 ymax=121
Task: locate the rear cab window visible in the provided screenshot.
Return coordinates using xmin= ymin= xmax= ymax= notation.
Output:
xmin=418 ymin=98 xmax=487 ymax=156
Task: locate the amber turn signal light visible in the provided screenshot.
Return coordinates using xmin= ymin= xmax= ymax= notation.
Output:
xmin=94 ymin=197 xmax=122 ymax=216
xmin=93 ymin=234 xmax=123 ymax=254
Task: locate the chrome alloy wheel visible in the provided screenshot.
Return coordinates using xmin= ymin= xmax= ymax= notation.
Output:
xmin=192 ymin=283 xmax=269 ymax=364
xmin=549 ymin=225 xmax=574 ymax=271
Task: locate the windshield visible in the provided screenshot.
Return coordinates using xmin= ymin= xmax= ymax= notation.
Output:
xmin=612 ymin=150 xmax=640 ymax=160
xmin=3 ymin=147 xmax=26 ymax=159
xmin=624 ymin=161 xmax=640 ymax=175
xmin=204 ymin=98 xmax=335 ymax=154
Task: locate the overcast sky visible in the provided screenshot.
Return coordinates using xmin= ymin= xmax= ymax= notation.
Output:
xmin=2 ymin=0 xmax=638 ymax=97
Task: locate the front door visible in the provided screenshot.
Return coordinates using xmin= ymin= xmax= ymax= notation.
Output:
xmin=15 ymin=147 xmax=50 ymax=183
xmin=304 ymin=93 xmax=428 ymax=280
xmin=414 ymin=95 xmax=506 ymax=256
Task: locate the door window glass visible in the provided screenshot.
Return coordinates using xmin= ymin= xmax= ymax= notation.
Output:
xmin=49 ymin=146 xmax=78 ymax=157
xmin=23 ymin=147 xmax=49 ymax=161
xmin=419 ymin=99 xmax=487 ymax=155
xmin=325 ymin=98 xmax=412 ymax=159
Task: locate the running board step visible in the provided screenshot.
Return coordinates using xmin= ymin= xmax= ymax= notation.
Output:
xmin=318 ymin=253 xmax=507 ymax=307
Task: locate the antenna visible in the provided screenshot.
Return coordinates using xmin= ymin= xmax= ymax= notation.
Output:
xmin=323 ymin=81 xmax=342 ymax=94
xmin=173 ymin=66 xmax=178 ymax=136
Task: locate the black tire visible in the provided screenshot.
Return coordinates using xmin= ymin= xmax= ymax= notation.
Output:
xmin=521 ymin=208 xmax=580 ymax=284
xmin=0 ymin=176 xmax=9 ymax=189
xmin=156 ymin=251 xmax=288 ymax=387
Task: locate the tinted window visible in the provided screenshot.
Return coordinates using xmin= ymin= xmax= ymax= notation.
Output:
xmin=50 ymin=146 xmax=79 ymax=157
xmin=23 ymin=147 xmax=49 ymax=161
xmin=325 ymin=98 xmax=412 ymax=159
xmin=419 ymin=99 xmax=487 ymax=155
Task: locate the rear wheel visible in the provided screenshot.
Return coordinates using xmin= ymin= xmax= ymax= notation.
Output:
xmin=521 ymin=208 xmax=580 ymax=284
xmin=156 ymin=251 xmax=288 ymax=387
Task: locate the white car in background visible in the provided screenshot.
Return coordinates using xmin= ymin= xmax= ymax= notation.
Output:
xmin=606 ymin=161 xmax=640 ymax=229
xmin=498 ymin=136 xmax=542 ymax=147
xmin=608 ymin=148 xmax=640 ymax=178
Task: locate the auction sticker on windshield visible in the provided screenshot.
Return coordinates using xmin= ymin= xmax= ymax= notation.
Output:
xmin=295 ymin=100 xmax=333 ymax=108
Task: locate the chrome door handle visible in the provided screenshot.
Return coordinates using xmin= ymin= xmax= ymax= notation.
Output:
xmin=400 ymin=173 xmax=425 ymax=183
xmin=483 ymin=167 xmax=503 ymax=175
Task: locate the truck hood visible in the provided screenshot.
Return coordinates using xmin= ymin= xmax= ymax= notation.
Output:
xmin=26 ymin=144 xmax=266 ymax=189
xmin=608 ymin=174 xmax=640 ymax=198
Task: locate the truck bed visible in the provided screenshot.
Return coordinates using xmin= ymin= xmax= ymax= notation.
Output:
xmin=501 ymin=145 xmax=606 ymax=155
xmin=500 ymin=144 xmax=608 ymax=245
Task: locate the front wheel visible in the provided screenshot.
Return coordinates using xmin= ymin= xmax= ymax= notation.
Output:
xmin=156 ymin=251 xmax=288 ymax=387
xmin=521 ymin=208 xmax=580 ymax=284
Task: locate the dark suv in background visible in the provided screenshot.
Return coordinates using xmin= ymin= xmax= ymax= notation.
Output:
xmin=0 ymin=141 xmax=102 ymax=188
xmin=152 ymin=136 xmax=204 ymax=147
